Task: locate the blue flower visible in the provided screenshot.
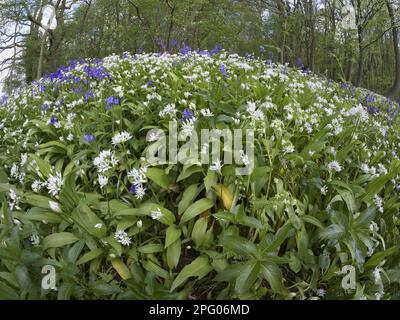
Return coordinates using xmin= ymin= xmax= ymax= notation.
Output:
xmin=210 ymin=45 xmax=223 ymax=56
xmin=85 ymin=90 xmax=93 ymax=103
xmin=1 ymin=95 xmax=9 ymax=106
xmin=179 ymin=45 xmax=191 ymax=55
xmin=220 ymin=64 xmax=228 ymax=78
xmin=106 ymin=96 xmax=120 ymax=110
xmin=296 ymin=57 xmax=304 ymax=69
xmin=42 ymin=103 xmax=49 ymax=111
xmin=50 ymin=116 xmax=59 ymax=126
xmin=84 ymin=134 xmax=95 ymax=143
xmin=181 ymin=109 xmax=194 ymax=122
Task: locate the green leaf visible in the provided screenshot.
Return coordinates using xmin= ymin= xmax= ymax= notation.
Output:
xmin=180 ymin=198 xmax=214 ymax=225
xmin=147 ymin=167 xmax=172 ymax=189
xmin=336 ymin=188 xmax=357 ymax=214
xmin=25 ymin=207 xmax=62 ymax=224
xmin=300 ymin=215 xmax=324 ymax=229
xmin=138 ymin=243 xmax=164 ymax=254
xmin=178 ymin=184 xmax=202 ymax=215
xmin=235 ymin=261 xmax=260 ymax=295
xmin=192 ymin=217 xmax=209 ymax=247
xmin=165 ymin=225 xmax=182 ymax=248
xmin=362 ymin=173 xmax=394 ymax=202
xmin=365 ymin=246 xmax=398 ymax=269
xmin=319 ymin=224 xmax=346 ymax=240
xmin=0 ymin=281 xmax=20 ymax=300
xmin=77 ymin=248 xmax=104 ymax=265
xmin=167 ymin=239 xmax=181 ymax=269
xmin=204 ymin=170 xmax=218 ymax=192
xmin=263 ymin=223 xmax=292 ymax=253
xmin=170 ymin=256 xmax=212 ymax=292
xmin=42 ymin=232 xmax=80 ymax=250
xmin=71 ymin=204 xmax=106 ymax=238
xmin=29 ymin=154 xmax=51 ymax=178
xmin=220 ymin=234 xmax=258 ymax=259
xmin=177 ymin=164 xmax=202 ymax=182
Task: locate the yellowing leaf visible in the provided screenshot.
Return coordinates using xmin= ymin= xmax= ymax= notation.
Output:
xmin=111 ymin=258 xmax=131 ymax=280
xmin=214 ymin=184 xmax=233 ymax=210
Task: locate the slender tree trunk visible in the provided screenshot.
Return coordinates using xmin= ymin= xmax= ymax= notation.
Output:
xmin=37 ymin=30 xmax=48 ymax=80
xmin=355 ymin=25 xmax=363 ymax=86
xmin=386 ymin=0 xmax=400 ymax=98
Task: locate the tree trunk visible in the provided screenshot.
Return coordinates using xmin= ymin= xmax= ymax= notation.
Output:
xmin=386 ymin=0 xmax=400 ymax=98
xmin=355 ymin=25 xmax=363 ymax=86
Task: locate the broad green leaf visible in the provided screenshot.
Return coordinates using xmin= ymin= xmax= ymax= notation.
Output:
xmin=170 ymin=256 xmax=213 ymax=292
xmin=138 ymin=243 xmax=164 ymax=254
xmin=192 ymin=217 xmax=208 ymax=247
xmin=77 ymin=248 xmax=104 ymax=265
xmin=147 ymin=167 xmax=172 ymax=189
xmin=178 ymin=184 xmax=202 ymax=215
xmin=235 ymin=261 xmax=260 ymax=295
xmin=71 ymin=204 xmax=106 ymax=238
xmin=180 ymin=198 xmax=214 ymax=225
xmin=42 ymin=232 xmax=80 ymax=250
xmin=204 ymin=170 xmax=217 ymax=192
xmin=165 ymin=225 xmax=182 ymax=248
xmin=220 ymin=234 xmax=257 ymax=259
xmin=167 ymin=238 xmax=181 ymax=269
xmin=111 ymin=258 xmax=131 ymax=280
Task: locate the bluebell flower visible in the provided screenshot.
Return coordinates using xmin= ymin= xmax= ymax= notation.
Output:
xmin=106 ymin=96 xmax=120 ymax=110
xmin=0 ymin=95 xmax=8 ymax=106
xmin=84 ymin=134 xmax=95 ymax=143
xmin=129 ymin=184 xmax=136 ymax=194
xmin=41 ymin=85 xmax=47 ymax=93
xmin=220 ymin=64 xmax=228 ymax=77
xmin=180 ymin=45 xmax=191 ymax=55
xmin=296 ymin=57 xmax=304 ymax=69
xmin=260 ymin=46 xmax=265 ymax=53
xmin=157 ymin=40 xmax=166 ymax=52
xmin=181 ymin=109 xmax=194 ymax=122
xmin=50 ymin=116 xmax=59 ymax=126
xmin=85 ymin=90 xmax=93 ymax=103
xmin=210 ymin=45 xmax=223 ymax=56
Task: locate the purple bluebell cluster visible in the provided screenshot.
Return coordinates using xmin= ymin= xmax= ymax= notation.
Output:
xmin=106 ymin=96 xmax=120 ymax=110
xmin=363 ymin=94 xmax=384 ymax=116
xmin=84 ymin=133 xmax=95 ymax=143
xmin=180 ymin=45 xmax=191 ymax=55
xmin=50 ymin=115 xmax=59 ymax=126
xmin=210 ymin=45 xmax=223 ymax=56
xmin=0 ymin=95 xmax=8 ymax=106
xmin=181 ymin=109 xmax=195 ymax=122
xmin=83 ymin=64 xmax=111 ymax=80
xmin=220 ymin=64 xmax=228 ymax=78
xmin=85 ymin=90 xmax=93 ymax=103
xmin=266 ymin=51 xmax=273 ymax=65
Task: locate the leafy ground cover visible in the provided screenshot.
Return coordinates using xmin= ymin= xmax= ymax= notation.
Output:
xmin=0 ymin=50 xmax=400 ymax=300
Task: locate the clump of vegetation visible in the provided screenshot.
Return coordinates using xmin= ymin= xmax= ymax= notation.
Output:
xmin=0 ymin=50 xmax=399 ymax=300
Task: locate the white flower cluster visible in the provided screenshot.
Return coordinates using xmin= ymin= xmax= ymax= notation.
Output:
xmin=128 ymin=167 xmax=148 ymax=200
xmin=112 ymin=131 xmax=132 ymax=145
xmin=93 ymin=150 xmax=119 ymax=173
xmin=46 ymin=172 xmax=64 ymax=197
xmin=114 ymin=230 xmax=132 ymax=246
